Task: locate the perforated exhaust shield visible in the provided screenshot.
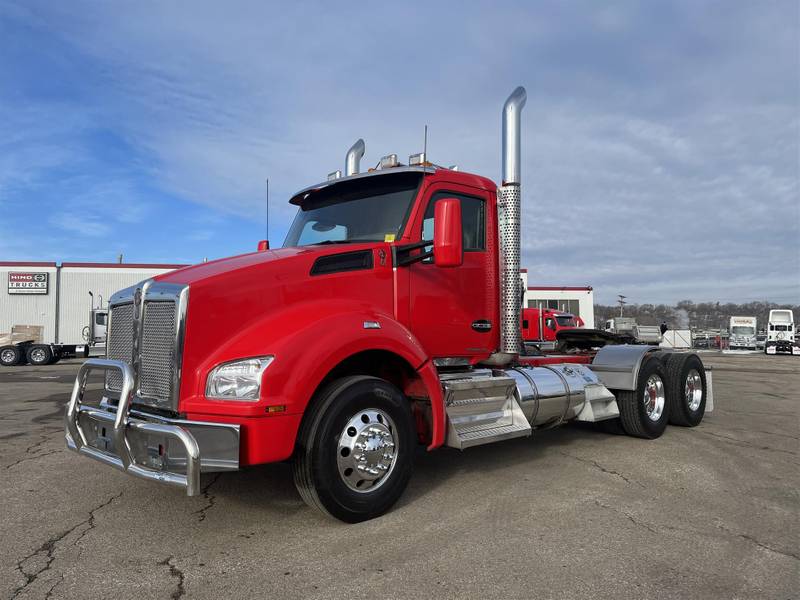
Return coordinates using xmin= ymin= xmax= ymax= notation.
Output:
xmin=498 ymin=184 xmax=522 ymax=355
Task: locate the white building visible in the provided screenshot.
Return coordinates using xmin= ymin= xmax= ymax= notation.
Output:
xmin=520 ymin=270 xmax=595 ymax=329
xmin=0 ymin=261 xmax=185 ymax=345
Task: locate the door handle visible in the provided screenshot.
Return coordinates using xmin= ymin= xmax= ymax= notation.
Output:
xmin=471 ymin=320 xmax=492 ymax=332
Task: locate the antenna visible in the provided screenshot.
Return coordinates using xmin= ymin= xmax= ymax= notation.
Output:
xmin=423 ymin=125 xmax=428 ymax=164
xmin=265 ymin=178 xmax=270 ymax=242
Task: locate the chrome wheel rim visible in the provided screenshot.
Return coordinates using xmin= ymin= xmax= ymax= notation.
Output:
xmin=685 ymin=369 xmax=703 ymax=411
xmin=30 ymin=348 xmax=46 ymax=363
xmin=642 ymin=374 xmax=665 ymax=421
xmin=1 ymin=349 xmax=15 ymax=363
xmin=336 ymin=409 xmax=398 ymax=493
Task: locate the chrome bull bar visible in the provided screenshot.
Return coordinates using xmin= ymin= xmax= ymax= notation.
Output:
xmin=65 ymin=358 xmax=201 ymax=496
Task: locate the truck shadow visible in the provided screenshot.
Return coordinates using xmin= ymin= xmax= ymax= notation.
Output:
xmin=207 ymin=423 xmax=618 ymax=519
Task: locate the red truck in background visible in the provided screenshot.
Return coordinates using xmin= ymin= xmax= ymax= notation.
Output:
xmin=522 ymin=307 xmax=585 ymax=344
xmin=65 ymin=87 xmax=713 ymax=522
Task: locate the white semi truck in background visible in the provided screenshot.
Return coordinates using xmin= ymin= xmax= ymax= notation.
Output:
xmin=729 ymin=316 xmax=757 ymax=350
xmin=765 ymin=309 xmax=799 ymax=355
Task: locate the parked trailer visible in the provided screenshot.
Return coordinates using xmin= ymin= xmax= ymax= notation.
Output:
xmin=65 ymin=87 xmax=713 ymax=522
xmin=0 ymin=311 xmax=105 ymax=366
xmin=0 ymin=262 xmax=182 ymax=366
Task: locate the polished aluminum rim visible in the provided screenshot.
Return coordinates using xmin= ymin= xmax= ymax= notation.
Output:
xmin=336 ymin=409 xmax=398 ymax=493
xmin=642 ymin=374 xmax=665 ymax=421
xmin=685 ymin=369 xmax=703 ymax=411
xmin=1 ymin=349 xmax=16 ymax=363
xmin=30 ymin=348 xmax=47 ymax=363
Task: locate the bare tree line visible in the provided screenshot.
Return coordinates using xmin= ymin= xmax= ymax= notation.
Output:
xmin=594 ymin=300 xmax=799 ymax=332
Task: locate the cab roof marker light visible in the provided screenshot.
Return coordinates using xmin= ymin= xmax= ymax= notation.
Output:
xmin=409 ymin=152 xmax=426 ymax=166
xmin=379 ymin=154 xmax=398 ymax=169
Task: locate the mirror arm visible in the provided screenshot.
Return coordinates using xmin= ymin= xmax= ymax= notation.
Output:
xmin=392 ymin=241 xmax=433 ymax=267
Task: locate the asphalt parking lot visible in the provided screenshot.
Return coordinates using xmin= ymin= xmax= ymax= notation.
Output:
xmin=1 ymin=353 xmax=798 ymax=599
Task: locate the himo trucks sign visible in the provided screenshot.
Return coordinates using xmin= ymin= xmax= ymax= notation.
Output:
xmin=7 ymin=272 xmax=49 ymax=294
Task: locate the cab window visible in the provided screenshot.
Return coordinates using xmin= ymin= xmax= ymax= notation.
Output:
xmin=422 ymin=191 xmax=486 ymax=251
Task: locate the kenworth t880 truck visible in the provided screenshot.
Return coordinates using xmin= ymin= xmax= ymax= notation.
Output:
xmin=66 ymin=87 xmax=713 ymax=522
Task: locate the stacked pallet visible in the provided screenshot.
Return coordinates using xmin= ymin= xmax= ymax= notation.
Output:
xmin=0 ymin=325 xmax=43 ymax=346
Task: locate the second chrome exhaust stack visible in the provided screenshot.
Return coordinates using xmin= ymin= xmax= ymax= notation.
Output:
xmin=497 ymin=86 xmax=527 ymax=360
xmin=345 ymin=138 xmax=365 ymax=176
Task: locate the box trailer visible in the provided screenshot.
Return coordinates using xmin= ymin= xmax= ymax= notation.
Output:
xmin=0 ymin=262 xmax=183 ymax=366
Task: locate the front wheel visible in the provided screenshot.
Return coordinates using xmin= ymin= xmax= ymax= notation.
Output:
xmin=293 ymin=376 xmax=415 ymax=523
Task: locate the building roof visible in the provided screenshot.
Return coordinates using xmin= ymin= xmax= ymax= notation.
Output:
xmin=0 ymin=261 xmax=58 ymax=267
xmin=527 ymin=286 xmax=593 ymax=292
xmin=61 ymin=262 xmax=187 ymax=269
xmin=0 ymin=261 xmax=186 ymax=269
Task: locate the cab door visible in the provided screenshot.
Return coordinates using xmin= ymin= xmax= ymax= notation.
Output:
xmin=407 ymin=183 xmax=498 ymax=362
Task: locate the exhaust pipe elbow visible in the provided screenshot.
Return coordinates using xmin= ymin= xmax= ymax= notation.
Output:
xmin=345 ymin=138 xmax=365 ymax=176
xmin=502 ymin=86 xmax=527 ymax=186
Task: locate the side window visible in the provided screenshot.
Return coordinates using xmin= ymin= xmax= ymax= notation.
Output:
xmin=545 ymin=318 xmax=556 ymax=331
xmin=422 ymin=191 xmax=486 ymax=252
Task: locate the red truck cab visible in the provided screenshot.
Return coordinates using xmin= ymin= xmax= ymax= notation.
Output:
xmin=521 ymin=307 xmax=585 ymax=343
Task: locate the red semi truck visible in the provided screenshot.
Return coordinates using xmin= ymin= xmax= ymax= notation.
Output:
xmin=66 ymin=87 xmax=713 ymax=522
xmin=521 ymin=307 xmax=584 ymax=344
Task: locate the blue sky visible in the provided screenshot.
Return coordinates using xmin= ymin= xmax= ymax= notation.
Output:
xmin=0 ymin=1 xmax=797 ymax=304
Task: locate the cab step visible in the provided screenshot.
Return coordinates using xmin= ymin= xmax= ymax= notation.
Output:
xmin=440 ymin=370 xmax=531 ymax=449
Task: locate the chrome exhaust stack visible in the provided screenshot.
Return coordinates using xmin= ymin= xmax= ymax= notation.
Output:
xmin=345 ymin=138 xmax=365 ymax=176
xmin=496 ymin=86 xmax=527 ymax=361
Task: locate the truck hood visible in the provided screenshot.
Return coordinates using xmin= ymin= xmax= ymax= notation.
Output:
xmin=151 ymin=243 xmax=396 ymax=384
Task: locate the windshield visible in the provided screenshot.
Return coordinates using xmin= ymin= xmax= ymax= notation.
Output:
xmin=555 ymin=315 xmax=577 ymax=328
xmin=284 ymin=173 xmax=421 ymax=247
xmin=731 ymin=326 xmax=755 ymax=335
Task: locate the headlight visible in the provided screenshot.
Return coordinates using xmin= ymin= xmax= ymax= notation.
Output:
xmin=206 ymin=356 xmax=274 ymax=401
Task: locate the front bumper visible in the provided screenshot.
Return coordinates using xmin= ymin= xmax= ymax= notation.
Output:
xmin=65 ymin=359 xmax=240 ymax=496
xmin=765 ymin=341 xmax=800 ymax=355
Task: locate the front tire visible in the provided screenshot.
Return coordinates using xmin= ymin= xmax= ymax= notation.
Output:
xmin=616 ymin=356 xmax=669 ymax=439
xmin=293 ymin=376 xmax=415 ymax=523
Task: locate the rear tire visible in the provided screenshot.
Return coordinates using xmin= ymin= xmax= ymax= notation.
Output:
xmin=293 ymin=376 xmax=415 ymax=523
xmin=616 ymin=356 xmax=669 ymax=439
xmin=662 ymin=353 xmax=706 ymax=427
xmin=0 ymin=346 xmax=23 ymax=367
xmin=26 ymin=344 xmax=53 ymax=366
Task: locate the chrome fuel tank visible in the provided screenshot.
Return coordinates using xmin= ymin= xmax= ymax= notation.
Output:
xmin=503 ymin=364 xmax=600 ymax=428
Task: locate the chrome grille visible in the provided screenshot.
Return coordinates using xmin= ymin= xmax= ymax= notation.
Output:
xmin=139 ymin=301 xmax=177 ymax=405
xmin=105 ymin=303 xmax=135 ymax=392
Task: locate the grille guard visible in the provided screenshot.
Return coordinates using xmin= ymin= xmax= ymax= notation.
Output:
xmin=65 ymin=358 xmax=201 ymax=496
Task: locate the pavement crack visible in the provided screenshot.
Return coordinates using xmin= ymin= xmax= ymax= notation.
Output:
xmin=4 ymin=433 xmax=61 ymax=469
xmin=559 ymin=451 xmax=645 ymax=488
xmin=594 ymin=499 xmax=659 ymax=534
xmin=194 ymin=473 xmax=221 ymax=523
xmin=697 ymin=430 xmax=798 ymax=457
xmin=43 ymin=574 xmax=64 ymax=600
xmin=159 ymin=556 xmax=186 ymax=599
xmin=716 ymin=523 xmax=800 ymax=561
xmin=10 ymin=492 xmax=122 ymax=599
